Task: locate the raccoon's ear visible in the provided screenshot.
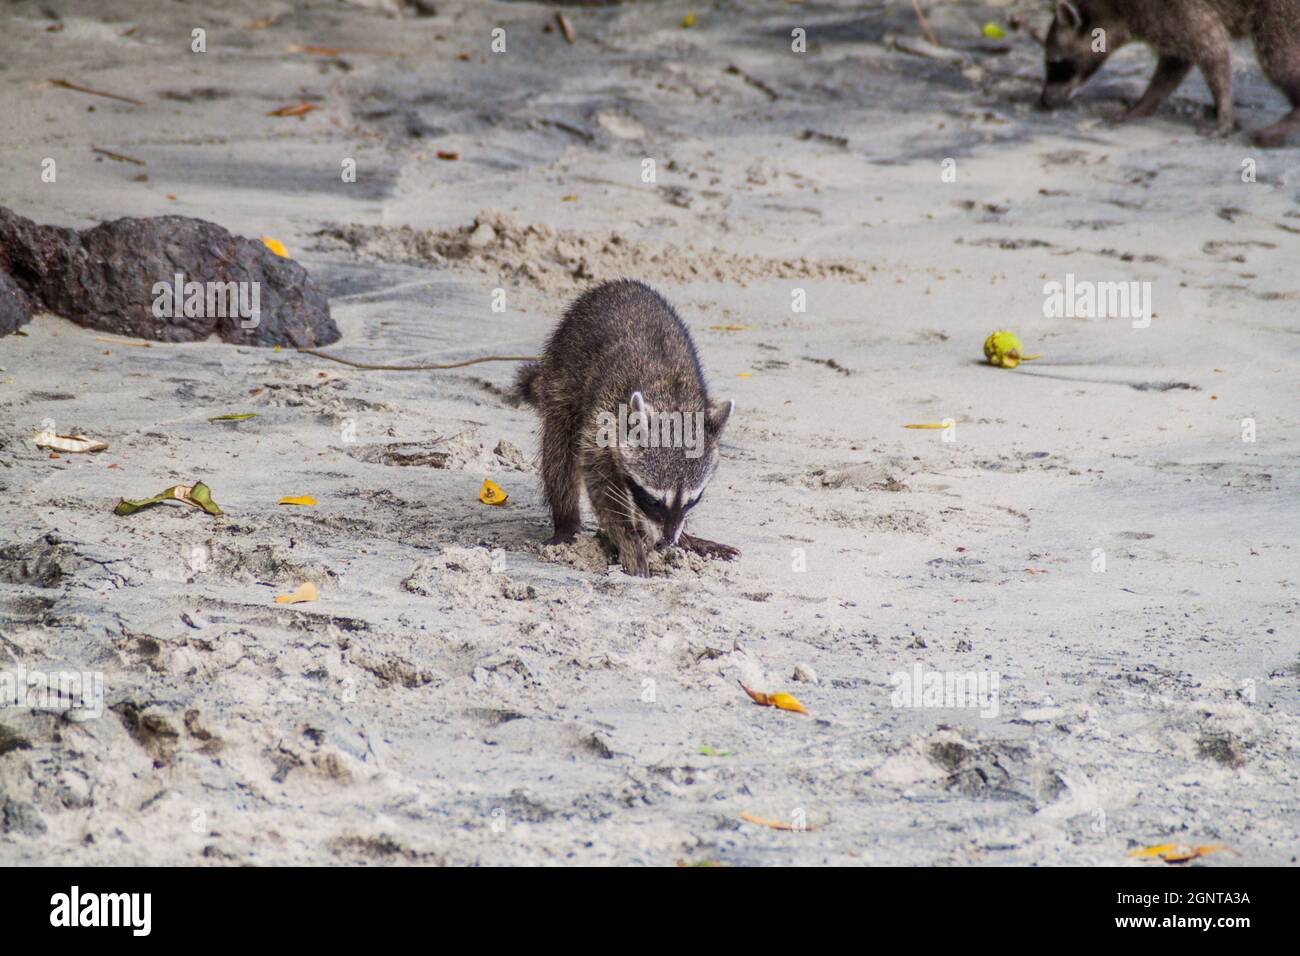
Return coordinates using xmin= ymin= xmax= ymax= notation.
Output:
xmin=629 ymin=390 xmax=653 ymax=422
xmin=1055 ymin=0 xmax=1083 ymax=31
xmin=708 ymin=399 xmax=734 ymax=435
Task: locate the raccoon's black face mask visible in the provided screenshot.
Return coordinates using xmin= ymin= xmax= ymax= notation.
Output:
xmin=619 ymin=391 xmax=732 ymax=548
xmin=1040 ymin=0 xmax=1112 ymax=109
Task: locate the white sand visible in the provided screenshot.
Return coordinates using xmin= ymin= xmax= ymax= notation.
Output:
xmin=0 ymin=0 xmax=1296 ymax=865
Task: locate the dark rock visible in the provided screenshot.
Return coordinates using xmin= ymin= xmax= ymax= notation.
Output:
xmin=1 ymin=798 xmax=48 ymax=837
xmin=0 ymin=269 xmax=33 ymax=335
xmin=0 ymin=206 xmax=338 ymax=346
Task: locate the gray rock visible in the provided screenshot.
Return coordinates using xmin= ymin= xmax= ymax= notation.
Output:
xmin=2 ymin=798 xmax=48 ymax=837
xmin=0 ymin=269 xmax=32 ymax=336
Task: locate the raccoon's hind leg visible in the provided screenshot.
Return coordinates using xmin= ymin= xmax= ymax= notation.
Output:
xmin=678 ymin=531 xmax=740 ymax=562
xmin=1126 ymin=56 xmax=1192 ymax=119
xmin=540 ymin=416 xmax=582 ymax=545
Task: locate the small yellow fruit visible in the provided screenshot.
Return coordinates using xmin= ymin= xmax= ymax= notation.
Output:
xmin=983 ymin=330 xmax=1040 ymax=369
xmin=982 ymin=22 xmax=1006 ymax=40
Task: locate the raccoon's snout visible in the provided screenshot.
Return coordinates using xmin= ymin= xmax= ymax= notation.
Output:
xmin=1041 ymin=58 xmax=1082 ymax=109
xmin=1040 ymin=85 xmax=1069 ymax=109
xmin=655 ymin=521 xmax=685 ymax=551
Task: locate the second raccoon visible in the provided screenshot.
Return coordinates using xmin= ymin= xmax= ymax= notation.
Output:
xmin=1040 ymin=0 xmax=1300 ymax=146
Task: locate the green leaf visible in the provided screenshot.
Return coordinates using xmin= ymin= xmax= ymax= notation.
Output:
xmin=113 ymin=482 xmax=222 ymax=517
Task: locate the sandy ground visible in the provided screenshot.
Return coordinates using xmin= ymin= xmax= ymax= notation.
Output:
xmin=0 ymin=0 xmax=1296 ymax=866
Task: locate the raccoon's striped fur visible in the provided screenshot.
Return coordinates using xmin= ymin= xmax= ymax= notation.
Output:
xmin=515 ymin=279 xmax=737 ymax=576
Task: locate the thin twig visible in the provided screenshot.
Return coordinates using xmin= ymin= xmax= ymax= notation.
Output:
xmin=910 ymin=0 xmax=938 ymax=46
xmin=1009 ymin=14 xmax=1047 ymax=47
xmin=296 ymin=348 xmax=537 ymax=371
xmin=92 ymin=146 xmax=145 ymax=166
xmin=555 ymin=12 xmax=576 ymax=44
xmin=49 ymin=79 xmax=143 ymax=106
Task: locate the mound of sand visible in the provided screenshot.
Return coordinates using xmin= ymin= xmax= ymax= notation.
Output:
xmin=314 ymin=209 xmax=871 ymax=293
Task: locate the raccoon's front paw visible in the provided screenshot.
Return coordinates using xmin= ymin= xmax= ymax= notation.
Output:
xmin=619 ymin=547 xmax=652 ymax=577
xmin=1200 ymin=111 xmax=1237 ymax=139
xmin=679 ymin=532 xmax=740 ymax=562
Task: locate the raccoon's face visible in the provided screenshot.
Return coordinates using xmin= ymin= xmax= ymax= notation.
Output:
xmin=1041 ymin=0 xmax=1112 ymax=109
xmin=619 ymin=391 xmax=733 ymax=548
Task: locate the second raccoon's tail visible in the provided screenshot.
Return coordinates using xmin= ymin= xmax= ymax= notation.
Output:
xmin=513 ymin=361 xmax=544 ymax=407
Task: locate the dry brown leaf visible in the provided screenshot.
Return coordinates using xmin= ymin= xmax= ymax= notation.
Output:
xmin=34 ymin=432 xmax=108 ymax=454
xmin=267 ymin=103 xmax=320 ymax=118
xmin=739 ymin=812 xmax=820 ymax=831
xmin=288 ymin=44 xmax=406 ymax=57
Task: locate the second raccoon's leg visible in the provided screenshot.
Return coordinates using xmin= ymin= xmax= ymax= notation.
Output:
xmin=1251 ymin=10 xmax=1300 ymax=147
xmin=1252 ymin=102 xmax=1300 ymax=148
xmin=1126 ymin=56 xmax=1192 ymax=118
xmin=540 ymin=415 xmax=582 ymax=545
xmin=1191 ymin=37 xmax=1236 ymax=136
xmin=678 ymin=531 xmax=741 ymax=562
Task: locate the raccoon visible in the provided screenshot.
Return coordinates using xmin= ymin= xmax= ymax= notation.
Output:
xmin=1039 ymin=0 xmax=1300 ymax=146
xmin=514 ymin=279 xmax=739 ymax=577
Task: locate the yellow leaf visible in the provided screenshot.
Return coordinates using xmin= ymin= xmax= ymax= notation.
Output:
xmin=479 ymin=479 xmax=508 ymax=506
xmin=903 ymin=422 xmax=952 ymax=430
xmin=738 ymin=680 xmax=808 ymax=715
xmin=982 ymin=22 xmax=1006 ymax=39
xmin=767 ymin=692 xmax=808 ymax=714
xmin=681 ymin=12 xmax=696 ymax=28
xmin=278 ymin=495 xmax=317 ymax=506
xmin=1128 ymin=843 xmax=1232 ymax=862
xmin=561 ymin=195 xmax=578 ymax=202
xmin=275 ymin=582 xmax=318 ymax=604
xmin=735 ymin=373 xmax=752 ymax=378
xmin=261 ymin=237 xmax=289 ymax=257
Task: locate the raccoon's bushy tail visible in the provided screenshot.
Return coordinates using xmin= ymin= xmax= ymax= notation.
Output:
xmin=513 ymin=361 xmax=544 ymax=407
